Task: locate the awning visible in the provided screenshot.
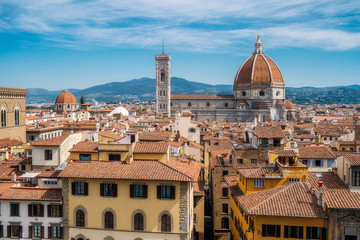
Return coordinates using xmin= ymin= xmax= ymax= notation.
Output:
xmin=19 ymin=172 xmax=40 ymax=178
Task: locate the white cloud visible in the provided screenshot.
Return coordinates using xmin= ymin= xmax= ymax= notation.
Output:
xmin=1 ymin=0 xmax=359 ymax=52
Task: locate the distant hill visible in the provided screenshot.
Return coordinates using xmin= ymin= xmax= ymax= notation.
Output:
xmin=25 ymin=78 xmax=360 ymax=104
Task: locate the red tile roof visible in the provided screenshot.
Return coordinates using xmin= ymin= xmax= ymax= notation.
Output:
xmin=270 ymin=150 xmax=298 ymax=157
xmin=31 ymin=133 xmax=70 ymax=146
xmin=298 ymin=146 xmax=336 ymax=159
xmin=344 ymin=153 xmax=360 ymax=166
xmin=138 ymin=131 xmax=172 ymax=141
xmin=309 ymin=172 xmax=360 ymax=209
xmin=70 ymin=141 xmax=99 ymax=153
xmin=133 ymin=141 xmax=168 ymax=154
xmin=238 ymin=167 xmax=283 ymax=179
xmin=0 ymin=187 xmax=62 ymax=201
xmin=98 ymin=133 xmax=123 ymax=141
xmin=0 ymin=138 xmax=23 ymax=148
xmin=256 ymin=126 xmax=285 ymax=138
xmin=59 ymin=160 xmax=193 ymax=182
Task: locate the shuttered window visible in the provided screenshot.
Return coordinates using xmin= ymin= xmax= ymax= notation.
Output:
xmin=157 ymin=185 xmax=175 ymax=199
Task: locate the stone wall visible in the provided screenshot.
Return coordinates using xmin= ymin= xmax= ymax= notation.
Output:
xmin=62 ymin=178 xmax=70 ymax=240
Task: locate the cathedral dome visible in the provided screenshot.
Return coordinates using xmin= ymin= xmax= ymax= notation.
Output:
xmin=55 ymin=90 xmax=77 ymax=104
xmin=234 ymin=35 xmax=284 ymax=89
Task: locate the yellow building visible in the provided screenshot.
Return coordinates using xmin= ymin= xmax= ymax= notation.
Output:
xmin=133 ymin=141 xmax=169 ymax=162
xmin=59 ymin=160 xmax=195 ymax=240
xmin=224 ymin=150 xmax=327 ymax=240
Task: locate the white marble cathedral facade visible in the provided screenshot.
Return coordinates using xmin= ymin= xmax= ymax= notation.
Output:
xmin=155 ymin=36 xmax=297 ymax=122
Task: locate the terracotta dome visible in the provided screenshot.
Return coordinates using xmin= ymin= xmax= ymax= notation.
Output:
xmin=285 ymin=100 xmax=295 ymax=110
xmin=55 ymin=90 xmax=77 ymax=104
xmin=234 ymin=36 xmax=284 ymax=88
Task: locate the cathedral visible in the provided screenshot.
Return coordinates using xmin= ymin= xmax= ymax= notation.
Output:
xmin=155 ymin=36 xmax=297 ymax=122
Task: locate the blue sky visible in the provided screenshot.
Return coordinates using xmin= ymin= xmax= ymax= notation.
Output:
xmin=0 ymin=0 xmax=359 ymax=90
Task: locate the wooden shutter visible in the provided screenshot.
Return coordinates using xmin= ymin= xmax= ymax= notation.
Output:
xmin=306 ymin=227 xmax=311 ymax=239
xmin=284 ymin=225 xmax=289 ymax=238
xmin=28 ymin=204 xmax=33 ymax=217
xmin=262 ymin=225 xmax=266 ymax=237
xmin=113 ymin=184 xmax=118 ymax=197
xmin=130 ymin=184 xmax=134 ymax=198
xmin=28 ymin=226 xmax=33 ymax=238
xmin=59 ymin=205 xmax=63 ymax=217
xmin=41 ymin=226 xmax=44 ymax=238
xmin=72 ymin=182 xmax=76 ymax=195
xmin=48 ymin=227 xmax=52 ymax=239
xmin=100 ymin=183 xmax=104 ymax=197
xmin=276 ymin=225 xmax=281 ymax=238
xmin=60 ymin=227 xmax=64 ymax=239
xmin=321 ymin=228 xmax=327 ymax=240
xmin=19 ymin=226 xmax=22 ymax=238
xmin=170 ymin=186 xmax=175 ymax=199
xmin=7 ymin=226 xmax=11 ymax=238
xmin=84 ymin=182 xmax=88 ymax=195
xmin=48 ymin=205 xmax=52 ymax=217
xmin=143 ymin=185 xmax=148 ymax=198
xmin=157 ymin=185 xmax=161 ymax=199
xmin=299 ymin=226 xmax=304 ymax=239
xmin=40 ymin=204 xmax=44 ymax=217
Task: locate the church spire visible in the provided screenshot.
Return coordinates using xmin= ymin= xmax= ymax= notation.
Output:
xmin=253 ymin=34 xmax=264 ymax=55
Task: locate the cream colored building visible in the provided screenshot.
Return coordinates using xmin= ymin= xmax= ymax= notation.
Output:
xmin=0 ymin=87 xmax=27 ymax=142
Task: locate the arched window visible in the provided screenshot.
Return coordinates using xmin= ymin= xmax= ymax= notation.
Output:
xmin=161 ymin=70 xmax=165 ymax=82
xmin=134 ymin=213 xmax=144 ymax=231
xmin=104 ymin=211 xmax=114 ymax=229
xmin=242 ymin=91 xmax=246 ymax=96
xmin=14 ymin=107 xmax=20 ymax=126
xmin=1 ymin=107 xmax=6 ymax=127
xmin=163 ymin=90 xmax=166 ymax=96
xmin=76 ymin=210 xmax=85 ymax=227
xmin=221 ymin=217 xmax=229 ymax=229
xmin=159 ymin=90 xmax=162 ymax=97
xmin=161 ymin=214 xmax=171 ymax=232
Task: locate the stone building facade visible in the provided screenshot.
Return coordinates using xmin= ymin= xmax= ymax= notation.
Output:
xmin=156 ymin=36 xmax=297 ymax=122
xmin=0 ymin=87 xmax=27 ymax=142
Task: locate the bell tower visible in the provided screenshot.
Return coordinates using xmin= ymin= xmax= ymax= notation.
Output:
xmin=155 ymin=49 xmax=171 ymax=117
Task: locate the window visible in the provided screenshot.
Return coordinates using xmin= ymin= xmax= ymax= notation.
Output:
xmin=48 ymin=204 xmax=62 ymax=217
xmin=254 ymin=179 xmax=265 ymax=188
xmin=206 ymin=102 xmax=210 ymax=107
xmin=289 ymin=178 xmax=300 ymax=183
xmin=14 ymin=108 xmax=20 ymax=126
xmin=237 ymin=158 xmax=243 ymax=164
xmin=134 ymin=213 xmax=144 ymax=231
xmin=44 ymin=149 xmax=53 ymax=160
xmin=28 ymin=204 xmax=44 ymax=217
xmin=291 ymin=142 xmax=295 ymax=148
xmin=8 ymin=224 xmax=22 ymax=238
xmin=76 ymin=210 xmax=85 ymax=227
xmin=44 ymin=180 xmax=58 ymax=185
xmin=67 ymin=104 xmax=70 ymax=109
xmin=161 ymin=70 xmax=165 ymax=82
xmin=301 ymin=160 xmax=310 ymax=167
xmin=104 ymin=211 xmax=114 ymax=229
xmin=352 ymin=171 xmax=360 ymax=186
xmin=259 ymin=90 xmax=265 ymax=96
xmin=222 ymin=204 xmax=228 ymax=214
xmin=188 ymin=102 xmax=192 ymax=107
xmin=221 ymin=217 xmax=229 ymax=229
xmin=10 ymin=203 xmax=20 ymax=216
xmin=262 ymin=138 xmax=269 ymax=147
xmin=313 ymin=160 xmax=323 ymax=167
xmin=262 ymin=224 xmax=281 ymax=237
xmin=157 ymin=185 xmax=175 ymax=200
xmin=79 ymin=154 xmax=91 ymax=161
xmin=30 ymin=225 xmax=43 ymax=238
xmin=306 ymin=227 xmax=326 ymax=240
xmin=109 ymin=154 xmax=121 ymax=161
xmin=222 ymin=188 xmax=229 ymax=198
xmin=161 ymin=214 xmax=171 ymax=232
xmin=222 ymin=170 xmax=229 ymax=180
xmin=189 ymin=128 xmax=196 ymax=133
xmin=327 ymin=160 xmax=335 ymax=168
xmin=273 ymin=138 xmax=281 ymax=147
xmin=130 ymin=184 xmax=148 ymax=198
xmin=284 ymin=225 xmax=303 ymax=239
xmin=242 ymin=91 xmax=246 ymax=96
xmin=100 ymin=183 xmax=117 ymax=197
xmin=49 ymin=225 xmax=62 ymax=239
xmin=251 ymin=159 xmax=258 ymax=165
xmin=72 ymin=182 xmax=88 ymax=196
xmin=1 ymin=108 xmax=6 ymax=127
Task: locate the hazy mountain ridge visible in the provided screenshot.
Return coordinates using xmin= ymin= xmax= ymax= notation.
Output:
xmin=26 ymin=78 xmax=360 ymax=104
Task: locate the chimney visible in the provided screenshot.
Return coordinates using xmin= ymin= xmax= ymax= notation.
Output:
xmin=11 ymin=173 xmax=16 ymax=182
xmin=317 ymin=180 xmax=323 ymax=207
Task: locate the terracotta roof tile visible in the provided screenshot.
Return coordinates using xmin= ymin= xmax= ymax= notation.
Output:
xmin=139 ymin=131 xmax=172 ymax=141
xmin=133 ymin=141 xmax=168 ymax=154
xmin=298 ymin=146 xmax=336 ymax=159
xmin=0 ymin=138 xmax=23 ymax=148
xmin=238 ymin=167 xmax=283 ymax=179
xmin=31 ymin=133 xmax=70 ymax=146
xmin=255 ymin=126 xmax=285 ymax=138
xmin=70 ymin=141 xmax=99 ymax=153
xmin=343 ymin=153 xmax=360 ymax=166
xmin=0 ymin=187 xmax=62 ymax=201
xmin=59 ymin=160 xmax=193 ymax=182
